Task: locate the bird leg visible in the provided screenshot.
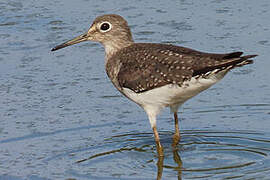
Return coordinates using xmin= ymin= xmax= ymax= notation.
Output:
xmin=152 ymin=126 xmax=164 ymax=156
xmin=172 ymin=112 xmax=181 ymax=147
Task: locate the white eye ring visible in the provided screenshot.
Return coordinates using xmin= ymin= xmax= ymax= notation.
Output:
xmin=99 ymin=21 xmax=112 ymax=32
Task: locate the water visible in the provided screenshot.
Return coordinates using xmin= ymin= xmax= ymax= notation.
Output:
xmin=0 ymin=0 xmax=270 ymax=179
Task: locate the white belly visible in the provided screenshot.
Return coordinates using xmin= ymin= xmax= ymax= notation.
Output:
xmin=122 ymin=75 xmax=222 ymax=112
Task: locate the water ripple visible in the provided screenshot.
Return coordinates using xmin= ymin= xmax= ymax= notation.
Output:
xmin=71 ymin=130 xmax=270 ymax=179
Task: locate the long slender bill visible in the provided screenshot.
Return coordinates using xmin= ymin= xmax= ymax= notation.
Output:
xmin=51 ymin=32 xmax=88 ymax=51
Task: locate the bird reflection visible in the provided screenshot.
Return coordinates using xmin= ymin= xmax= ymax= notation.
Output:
xmin=173 ymin=148 xmax=183 ymax=180
xmin=76 ymin=134 xmax=183 ymax=180
xmin=156 ymin=155 xmax=164 ymax=180
xmin=156 ymin=148 xmax=183 ymax=180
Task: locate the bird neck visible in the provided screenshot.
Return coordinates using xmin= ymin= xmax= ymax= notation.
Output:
xmin=103 ymin=38 xmax=134 ymax=61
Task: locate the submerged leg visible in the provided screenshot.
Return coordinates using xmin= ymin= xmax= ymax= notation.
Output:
xmin=172 ymin=112 xmax=181 ymax=147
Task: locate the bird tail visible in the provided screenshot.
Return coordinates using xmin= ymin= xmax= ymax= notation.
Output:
xmin=234 ymin=54 xmax=257 ymax=67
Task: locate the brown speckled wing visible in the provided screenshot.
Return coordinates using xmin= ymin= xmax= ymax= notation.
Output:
xmin=111 ymin=43 xmax=256 ymax=93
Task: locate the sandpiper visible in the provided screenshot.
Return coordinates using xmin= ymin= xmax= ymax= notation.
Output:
xmin=51 ymin=14 xmax=257 ymax=156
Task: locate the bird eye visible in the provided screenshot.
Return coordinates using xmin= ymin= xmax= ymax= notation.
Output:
xmin=100 ymin=22 xmax=111 ymax=32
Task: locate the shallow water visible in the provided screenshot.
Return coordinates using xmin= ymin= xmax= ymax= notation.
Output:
xmin=1 ymin=0 xmax=270 ymax=179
